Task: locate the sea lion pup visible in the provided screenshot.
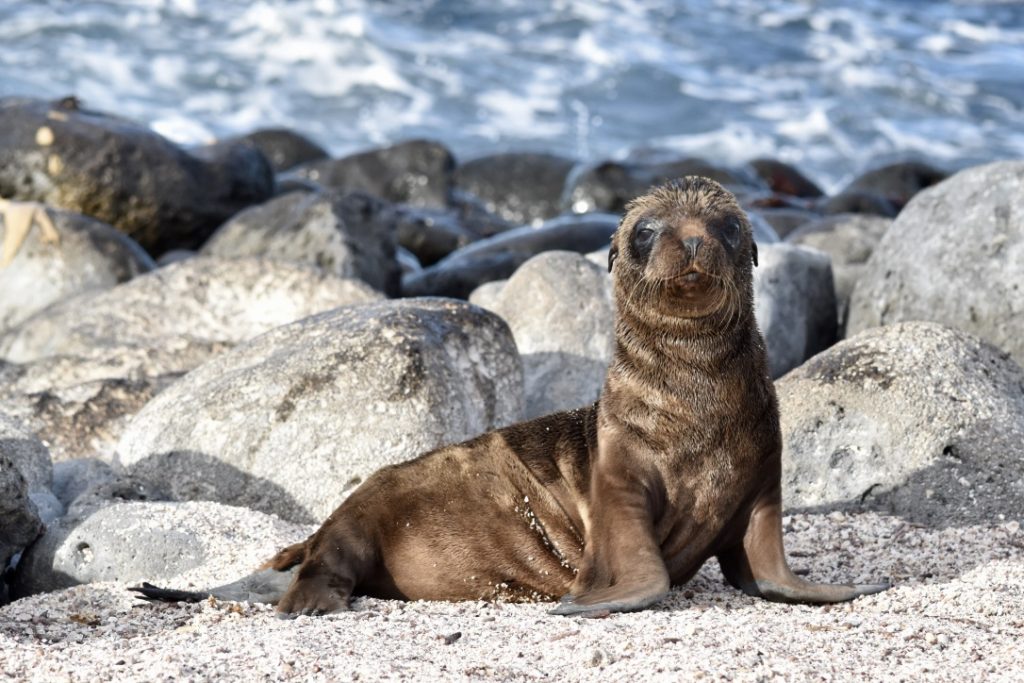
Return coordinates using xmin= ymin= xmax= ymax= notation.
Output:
xmin=132 ymin=177 xmax=887 ymax=617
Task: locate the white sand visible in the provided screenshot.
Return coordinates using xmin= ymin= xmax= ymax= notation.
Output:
xmin=1 ymin=511 xmax=1022 ymax=682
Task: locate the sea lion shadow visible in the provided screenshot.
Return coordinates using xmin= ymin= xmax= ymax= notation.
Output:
xmin=783 ymin=458 xmax=1023 ymax=590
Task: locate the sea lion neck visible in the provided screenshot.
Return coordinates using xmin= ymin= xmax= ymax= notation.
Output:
xmin=611 ymin=293 xmax=755 ymax=371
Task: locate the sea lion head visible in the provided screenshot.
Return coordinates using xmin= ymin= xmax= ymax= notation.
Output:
xmin=607 ymin=176 xmax=757 ymax=325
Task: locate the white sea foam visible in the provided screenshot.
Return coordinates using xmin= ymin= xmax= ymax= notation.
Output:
xmin=0 ymin=0 xmax=1021 ymax=187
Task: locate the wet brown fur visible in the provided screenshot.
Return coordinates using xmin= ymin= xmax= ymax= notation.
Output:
xmin=140 ymin=176 xmax=885 ymax=616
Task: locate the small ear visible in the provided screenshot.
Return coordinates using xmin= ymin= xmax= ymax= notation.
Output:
xmin=751 ymin=241 xmax=758 ymax=268
xmin=608 ymin=245 xmax=619 ymax=272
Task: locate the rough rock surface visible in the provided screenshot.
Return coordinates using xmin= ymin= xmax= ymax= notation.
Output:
xmin=1 ymin=512 xmax=1020 ymax=680
xmin=848 ymin=161 xmax=1024 ymax=366
xmin=201 ymin=191 xmax=400 ymax=295
xmin=0 ymin=454 xmax=42 ymax=598
xmin=0 ymin=208 xmax=155 ymax=334
xmin=787 ymin=213 xmax=892 ymax=328
xmin=455 ymin=152 xmax=576 ymax=225
xmin=285 ymin=140 xmax=454 ymax=208
xmin=0 ymin=257 xmax=382 ymax=371
xmin=0 ymin=97 xmax=274 ymax=254
xmin=0 ymin=374 xmax=173 ymax=463
xmin=470 ymin=252 xmax=614 ymax=418
xmin=12 ymin=501 xmax=311 ymax=598
xmin=0 ymin=413 xmax=61 ymax=524
xmin=753 ymin=244 xmax=838 ymax=378
xmin=115 ymin=299 xmax=524 ymax=523
xmin=778 ymin=322 xmax=1024 ymax=526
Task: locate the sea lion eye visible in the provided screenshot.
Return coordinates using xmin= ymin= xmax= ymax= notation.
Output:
xmin=630 ymin=220 xmax=658 ymax=261
xmin=716 ymin=216 xmax=742 ymax=249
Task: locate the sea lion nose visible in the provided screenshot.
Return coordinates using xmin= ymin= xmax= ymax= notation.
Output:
xmin=682 ymin=236 xmax=703 ymax=260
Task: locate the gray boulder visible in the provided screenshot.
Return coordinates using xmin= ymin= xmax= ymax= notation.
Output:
xmin=115 ymin=299 xmax=524 ymax=523
xmin=787 ymin=214 xmax=892 ymax=329
xmin=0 ymin=257 xmax=382 ymax=370
xmin=0 ymin=97 xmax=274 ymax=254
xmin=848 ymin=162 xmax=1024 ymax=367
xmin=778 ymin=322 xmax=1024 ymax=526
xmin=11 ymin=501 xmax=310 ymax=598
xmin=0 ymin=207 xmax=155 ymax=334
xmin=753 ymin=244 xmax=838 ymax=378
xmin=201 ymin=191 xmax=400 ymax=296
xmin=470 ymin=252 xmax=614 ymax=419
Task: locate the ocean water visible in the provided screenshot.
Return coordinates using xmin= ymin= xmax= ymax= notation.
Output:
xmin=1 ymin=0 xmax=1022 ymax=190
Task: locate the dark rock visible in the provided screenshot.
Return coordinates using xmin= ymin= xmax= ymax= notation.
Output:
xmin=0 ymin=453 xmax=42 ymax=593
xmin=396 ymin=247 xmax=422 ymax=275
xmin=392 ymin=202 xmax=501 ymax=267
xmin=455 ymin=152 xmax=576 ymax=225
xmin=0 ymin=97 xmax=275 ymax=254
xmin=848 ymin=161 xmax=1024 ymax=366
xmin=441 ymin=213 xmax=621 ymax=267
xmin=840 ymin=161 xmax=948 ymax=210
xmin=779 ymin=322 xmax=1024 ymax=526
xmin=748 ymin=159 xmax=824 ymax=198
xmin=0 ymin=206 xmax=155 ymax=333
xmin=228 ymin=127 xmax=329 ymax=173
xmin=819 ymin=190 xmax=897 ymax=217
xmin=402 ymin=253 xmax=524 ymax=299
xmin=115 ymin=298 xmax=524 ymax=523
xmin=562 ymin=157 xmax=763 ymax=214
xmin=284 ymin=139 xmax=455 ymax=208
xmin=0 ymin=413 xmax=59 ymax=524
xmin=403 ymin=213 xmax=621 ymax=298
xmin=201 ymin=191 xmax=400 ymax=295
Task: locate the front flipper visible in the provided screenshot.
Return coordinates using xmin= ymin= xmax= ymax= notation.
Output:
xmin=718 ymin=488 xmax=888 ymax=604
xmin=549 ymin=576 xmax=669 ymax=617
xmin=549 ymin=456 xmax=669 ymax=617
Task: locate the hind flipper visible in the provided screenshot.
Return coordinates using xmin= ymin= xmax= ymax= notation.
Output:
xmin=129 ymin=566 xmax=299 ymax=606
xmin=129 ymin=582 xmax=208 ymax=603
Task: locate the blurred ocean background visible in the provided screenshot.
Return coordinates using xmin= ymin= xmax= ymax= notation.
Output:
xmin=1 ymin=0 xmax=1022 ymax=190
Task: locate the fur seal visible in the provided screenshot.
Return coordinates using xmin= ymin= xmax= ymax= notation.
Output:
xmin=132 ymin=177 xmax=887 ymax=617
